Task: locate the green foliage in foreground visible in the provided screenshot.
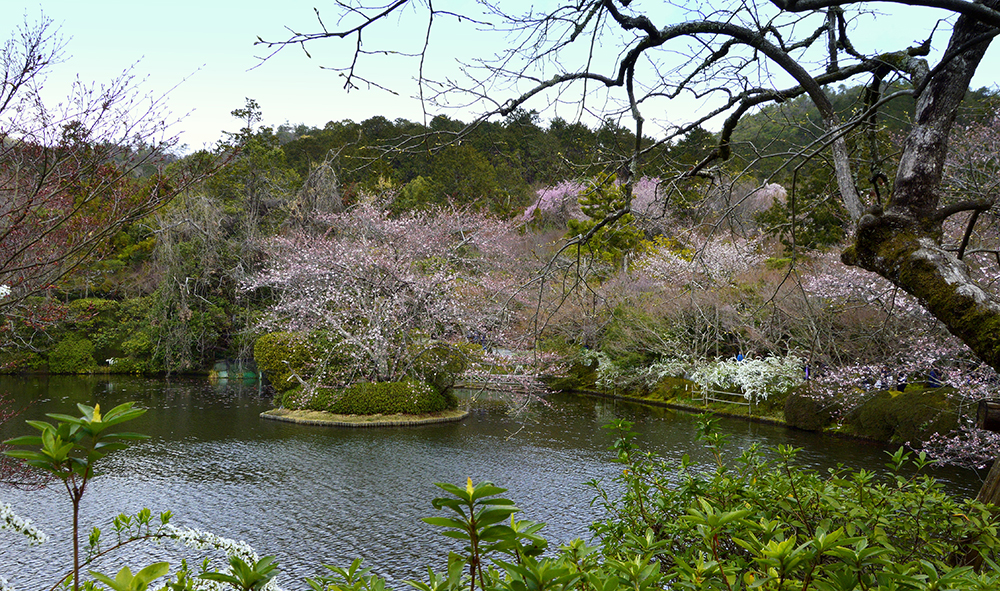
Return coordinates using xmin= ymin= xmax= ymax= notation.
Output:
xmin=588 ymin=418 xmax=1000 ymax=590
xmin=4 ymin=402 xmax=149 ymax=591
xmin=4 ymin=405 xmax=1000 ymax=591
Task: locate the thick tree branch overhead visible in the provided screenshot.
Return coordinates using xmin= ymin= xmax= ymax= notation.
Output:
xmin=268 ymin=1 xmax=1000 ymax=372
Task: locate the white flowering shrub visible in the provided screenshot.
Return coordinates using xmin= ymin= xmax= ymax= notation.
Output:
xmin=627 ymin=233 xmax=768 ymax=290
xmin=1 ymin=403 xmax=285 ymax=591
xmin=634 ymin=358 xmax=689 ymax=387
xmin=0 ymin=502 xmax=47 ymax=546
xmin=0 ymin=506 xmax=284 ymax=591
xmin=582 ymin=350 xmax=622 ymax=390
xmin=0 ymin=285 xmax=10 ymax=300
xmin=690 ymin=355 xmax=805 ymax=402
xmin=583 ymin=350 xmax=689 ymax=391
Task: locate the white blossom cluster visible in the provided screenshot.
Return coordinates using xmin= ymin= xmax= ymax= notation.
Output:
xmin=583 ymin=351 xmax=622 ymax=390
xmin=0 ymin=502 xmax=48 ymax=545
xmin=803 ymin=251 xmax=929 ymax=318
xmin=0 ymin=575 xmax=14 ymax=591
xmin=692 ymin=238 xmax=768 ymax=284
xmin=161 ymin=523 xmax=258 ymax=563
xmin=584 ymin=350 xmax=689 ymax=391
xmin=160 ymin=524 xmax=283 ymax=591
xmin=0 ymin=284 xmax=10 ymax=299
xmin=635 ymin=358 xmax=690 ymax=387
xmin=628 ymin=234 xmax=767 ymax=290
xmin=690 ymin=355 xmax=805 ymax=402
xmin=588 ymin=350 xmax=803 ymax=402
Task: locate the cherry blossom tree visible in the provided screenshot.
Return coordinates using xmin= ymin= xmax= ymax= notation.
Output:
xmin=245 ymin=200 xmax=532 ymax=387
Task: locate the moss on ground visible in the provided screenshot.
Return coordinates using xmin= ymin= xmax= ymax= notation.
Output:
xmin=842 ymin=386 xmax=959 ymax=444
xmin=558 ymin=379 xmax=958 ymax=445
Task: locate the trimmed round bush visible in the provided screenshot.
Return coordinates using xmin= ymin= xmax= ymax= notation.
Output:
xmin=784 ymin=386 xmax=836 ymax=431
xmin=408 ymin=341 xmax=477 ymax=392
xmin=292 ymin=380 xmax=455 ymax=415
xmin=846 ymin=387 xmax=959 ymax=443
xmin=253 ymin=332 xmax=319 ymax=393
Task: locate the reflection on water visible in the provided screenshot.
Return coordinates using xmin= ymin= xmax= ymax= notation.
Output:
xmin=0 ymin=376 xmax=986 ymax=590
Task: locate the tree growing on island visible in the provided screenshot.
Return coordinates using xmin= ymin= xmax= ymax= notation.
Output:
xmin=244 ymin=201 xmax=534 ymax=399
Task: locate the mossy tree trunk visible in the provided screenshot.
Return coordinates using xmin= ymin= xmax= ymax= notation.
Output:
xmin=841 ymin=4 xmax=1000 ymax=503
xmin=843 ymin=6 xmax=1000 ymax=368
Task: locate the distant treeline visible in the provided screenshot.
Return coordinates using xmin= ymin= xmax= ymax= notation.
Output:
xmin=260 ymin=109 xmax=714 ymax=215
xmin=238 ymin=84 xmax=997 ymax=216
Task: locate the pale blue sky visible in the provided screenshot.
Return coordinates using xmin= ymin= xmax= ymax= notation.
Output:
xmin=3 ymin=2 xmax=998 ymax=153
xmin=4 ymin=1 xmax=447 ymax=151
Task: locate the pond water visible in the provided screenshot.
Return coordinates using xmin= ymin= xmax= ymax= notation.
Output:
xmin=0 ymin=375 xmax=986 ymax=590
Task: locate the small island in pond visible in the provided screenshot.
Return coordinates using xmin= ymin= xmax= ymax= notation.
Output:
xmin=260 ymin=407 xmax=468 ymax=427
xmin=256 ymin=334 xmax=471 ymax=427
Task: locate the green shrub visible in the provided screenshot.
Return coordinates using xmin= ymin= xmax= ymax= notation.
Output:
xmin=253 ymin=332 xmax=320 ymax=393
xmin=48 ymin=297 xmax=159 ymax=373
xmin=48 ymin=336 xmax=96 ymax=374
xmin=291 ymin=380 xmax=454 ymax=415
xmin=0 ymin=350 xmax=47 ymax=373
xmin=121 ymin=330 xmax=154 ymax=360
xmin=765 ymin=256 xmax=792 ymax=269
xmin=590 ymin=418 xmax=1000 ymax=590
xmin=105 ymin=357 xmax=147 ymax=375
xmin=646 ymin=376 xmax=691 ymax=401
xmin=846 ymin=386 xmax=960 ymax=443
xmin=67 ymin=298 xmax=123 ymax=360
xmin=332 ymin=380 xmax=452 ymax=414
xmin=280 ymin=386 xmax=307 ymax=408
xmin=543 ymin=358 xmax=599 ymax=391
xmin=783 ymin=384 xmax=837 ymax=431
xmin=408 ymin=341 xmax=477 ymax=392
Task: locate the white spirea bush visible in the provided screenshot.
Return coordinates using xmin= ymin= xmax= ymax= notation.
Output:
xmin=582 ymin=350 xmax=621 ymax=390
xmin=584 ymin=351 xmax=688 ymax=391
xmin=635 ymin=358 xmax=690 ymax=387
xmin=0 ymin=502 xmax=47 ymax=545
xmin=690 ymin=355 xmax=805 ymax=402
xmin=158 ymin=524 xmax=284 ymax=591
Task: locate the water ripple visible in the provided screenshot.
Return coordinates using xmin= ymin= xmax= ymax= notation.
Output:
xmin=0 ymin=377 xmax=985 ymax=590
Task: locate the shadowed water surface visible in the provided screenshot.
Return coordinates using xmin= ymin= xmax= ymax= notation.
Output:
xmin=0 ymin=375 xmax=985 ymax=589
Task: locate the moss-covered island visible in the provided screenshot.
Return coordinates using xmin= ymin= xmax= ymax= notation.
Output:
xmin=255 ymin=332 xmax=468 ymax=427
xmin=260 ymin=407 xmax=468 ymax=427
